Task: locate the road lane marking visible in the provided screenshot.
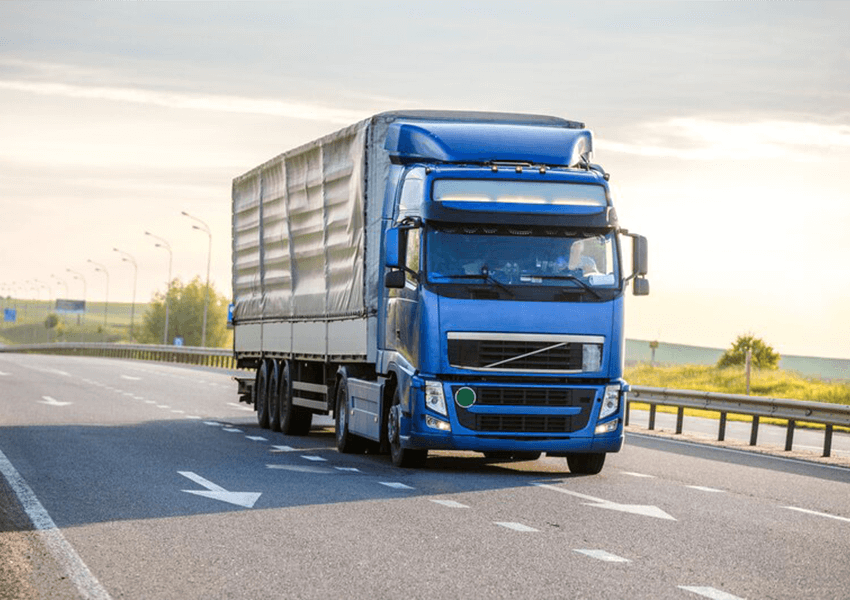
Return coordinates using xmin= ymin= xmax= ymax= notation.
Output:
xmin=334 ymin=467 xmax=362 ymax=473
xmin=532 ymin=482 xmax=676 ymax=521
xmin=267 ymin=464 xmax=333 ymax=474
xmin=222 ymin=428 xmax=243 ymax=433
xmin=204 ymin=421 xmax=223 ymax=426
xmin=495 ymin=522 xmax=538 ymax=532
xmin=0 ymin=448 xmax=113 ymax=599
xmin=120 ymin=375 xmax=141 ymax=380
xmin=301 ymin=455 xmax=327 ymax=462
xmin=270 ymin=445 xmax=296 ymax=452
xmin=171 ymin=410 xmax=185 ymax=414
xmin=39 ymin=396 xmax=72 ymax=407
xmin=687 ymin=486 xmax=725 ymax=493
xmin=574 ymin=549 xmax=630 ymax=563
xmin=178 ymin=471 xmax=261 ymax=508
xmin=784 ymin=506 xmax=850 ymax=523
xmin=156 ymin=405 xmax=170 ymax=409
xmin=0 ymin=371 xmax=10 ymax=376
xmin=246 ymin=436 xmax=268 ymax=442
xmin=679 ymin=586 xmax=746 ymax=600
xmin=622 ymin=472 xmax=655 ymax=478
xmin=431 ymin=499 xmax=469 ymax=509
xmin=226 ymin=402 xmax=254 ymax=412
xmin=379 ymin=482 xmax=414 ymax=490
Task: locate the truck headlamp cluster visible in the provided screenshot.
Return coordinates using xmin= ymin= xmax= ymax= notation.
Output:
xmin=582 ymin=344 xmax=602 ymax=372
xmin=599 ymin=384 xmax=620 ymax=420
xmin=425 ymin=381 xmax=448 ymax=417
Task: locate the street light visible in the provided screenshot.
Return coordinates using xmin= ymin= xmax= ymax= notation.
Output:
xmin=87 ymin=260 xmax=110 ymax=326
xmin=145 ymin=231 xmax=173 ymax=345
xmin=182 ymin=210 xmax=212 ymax=347
xmin=51 ymin=274 xmax=69 ymax=298
xmin=66 ymin=268 xmax=87 ymax=340
xmin=113 ymin=248 xmax=138 ymax=341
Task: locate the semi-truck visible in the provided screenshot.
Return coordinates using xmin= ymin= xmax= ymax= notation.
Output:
xmin=231 ymin=110 xmax=648 ymax=474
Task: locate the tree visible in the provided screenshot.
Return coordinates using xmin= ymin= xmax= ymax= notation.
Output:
xmin=717 ymin=334 xmax=780 ymax=369
xmin=140 ymin=277 xmax=229 ymax=347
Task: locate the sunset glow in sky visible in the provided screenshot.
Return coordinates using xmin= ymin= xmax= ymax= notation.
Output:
xmin=1 ymin=2 xmax=848 ymax=359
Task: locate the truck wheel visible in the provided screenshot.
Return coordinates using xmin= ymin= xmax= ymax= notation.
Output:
xmin=335 ymin=378 xmax=365 ymax=454
xmin=566 ymin=453 xmax=606 ymax=475
xmin=268 ymin=360 xmax=281 ymax=433
xmin=279 ymin=362 xmax=312 ymax=436
xmin=388 ymin=387 xmax=426 ymax=468
xmin=256 ymin=360 xmax=270 ymax=429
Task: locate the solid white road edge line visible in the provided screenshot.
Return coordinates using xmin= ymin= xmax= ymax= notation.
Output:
xmin=784 ymin=506 xmax=850 ymax=523
xmin=0 ymin=448 xmax=113 ymax=600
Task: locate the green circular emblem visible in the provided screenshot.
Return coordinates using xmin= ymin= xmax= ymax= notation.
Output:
xmin=455 ymin=387 xmax=476 ymax=408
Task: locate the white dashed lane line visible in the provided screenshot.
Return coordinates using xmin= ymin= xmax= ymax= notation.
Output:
xmin=574 ymin=549 xmax=630 ymax=563
xmin=378 ymin=482 xmax=414 ymax=490
xmin=495 ymin=522 xmax=538 ymax=532
xmin=679 ymin=586 xmax=746 ymax=600
xmin=430 ymin=499 xmax=469 ymax=509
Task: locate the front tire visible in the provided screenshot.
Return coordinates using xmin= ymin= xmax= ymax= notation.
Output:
xmin=566 ymin=452 xmax=606 ymax=475
xmin=388 ymin=387 xmax=426 ymax=468
xmin=335 ymin=378 xmax=365 ymax=454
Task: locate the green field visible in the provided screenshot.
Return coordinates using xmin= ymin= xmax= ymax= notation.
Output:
xmin=1 ymin=299 xmax=149 ymax=344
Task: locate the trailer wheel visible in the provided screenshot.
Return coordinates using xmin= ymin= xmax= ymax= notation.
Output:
xmin=279 ymin=362 xmax=312 ymax=436
xmin=335 ymin=378 xmax=365 ymax=454
xmin=566 ymin=452 xmax=606 ymax=475
xmin=268 ymin=360 xmax=281 ymax=433
xmin=256 ymin=360 xmax=270 ymax=429
xmin=388 ymin=387 xmax=426 ymax=468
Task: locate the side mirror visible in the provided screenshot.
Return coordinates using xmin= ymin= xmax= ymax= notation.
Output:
xmin=632 ymin=277 xmax=650 ymax=296
xmin=385 ymin=227 xmax=407 ymax=269
xmin=632 ymin=235 xmax=648 ymax=277
xmin=385 ymin=270 xmax=406 ymax=289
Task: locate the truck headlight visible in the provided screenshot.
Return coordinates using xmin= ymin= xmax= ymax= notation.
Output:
xmin=599 ymin=384 xmax=620 ymax=420
xmin=582 ymin=344 xmax=602 ymax=372
xmin=425 ymin=381 xmax=448 ymax=416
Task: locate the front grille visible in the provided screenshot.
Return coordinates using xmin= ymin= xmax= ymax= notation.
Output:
xmin=475 ymin=387 xmax=593 ymax=407
xmin=452 ymin=386 xmax=594 ymax=433
xmin=448 ymin=338 xmax=586 ymax=371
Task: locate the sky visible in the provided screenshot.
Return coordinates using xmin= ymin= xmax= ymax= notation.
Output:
xmin=1 ymin=1 xmax=849 ymax=359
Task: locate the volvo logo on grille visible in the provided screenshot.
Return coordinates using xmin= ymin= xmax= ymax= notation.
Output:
xmin=455 ymin=387 xmax=476 ymax=408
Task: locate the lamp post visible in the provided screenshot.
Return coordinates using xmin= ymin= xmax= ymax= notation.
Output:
xmin=145 ymin=231 xmax=172 ymax=345
xmin=66 ymin=268 xmax=87 ymax=340
xmin=113 ymin=248 xmax=138 ymax=341
xmin=51 ymin=274 xmax=69 ymax=298
xmin=87 ymin=260 xmax=110 ymax=326
xmin=181 ymin=211 xmax=212 ymax=347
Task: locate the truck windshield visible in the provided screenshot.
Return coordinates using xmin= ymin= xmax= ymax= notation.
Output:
xmin=425 ymin=225 xmax=619 ymax=289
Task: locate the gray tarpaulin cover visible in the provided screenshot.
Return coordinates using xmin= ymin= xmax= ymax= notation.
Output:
xmin=232 ymin=118 xmax=390 ymax=323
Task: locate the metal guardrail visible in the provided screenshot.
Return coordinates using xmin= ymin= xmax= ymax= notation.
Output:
xmin=627 ymin=385 xmax=850 ymax=458
xmin=3 ymin=343 xmax=848 ymax=458
xmin=0 ymin=342 xmax=239 ymax=370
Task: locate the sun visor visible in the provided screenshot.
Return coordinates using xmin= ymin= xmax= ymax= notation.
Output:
xmin=384 ymin=121 xmax=593 ymax=168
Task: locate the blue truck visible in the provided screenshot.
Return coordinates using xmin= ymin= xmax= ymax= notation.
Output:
xmin=231 ymin=110 xmax=648 ymax=473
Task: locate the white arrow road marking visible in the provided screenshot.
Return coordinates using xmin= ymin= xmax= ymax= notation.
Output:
xmin=532 ymin=483 xmax=676 ymax=521
xmin=679 ymin=586 xmax=746 ymax=600
xmin=178 ymin=471 xmax=261 ymax=508
xmin=120 ymin=375 xmax=141 ymax=381
xmin=39 ymin=396 xmax=72 ymax=407
xmin=574 ymin=549 xmax=630 ymax=563
xmin=784 ymin=506 xmax=850 ymax=523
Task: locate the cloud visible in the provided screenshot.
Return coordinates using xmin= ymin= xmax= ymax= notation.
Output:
xmin=598 ymin=117 xmax=850 ymax=161
xmin=0 ymin=79 xmax=369 ymax=124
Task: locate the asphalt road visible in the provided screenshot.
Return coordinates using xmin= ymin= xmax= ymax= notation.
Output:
xmin=1 ymin=353 xmax=849 ymax=600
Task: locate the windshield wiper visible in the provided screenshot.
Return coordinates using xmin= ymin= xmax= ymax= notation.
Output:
xmin=535 ymin=274 xmax=602 ymax=299
xmin=432 ymin=266 xmax=515 ymax=297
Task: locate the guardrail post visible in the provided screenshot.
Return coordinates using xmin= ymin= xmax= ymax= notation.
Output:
xmin=648 ymin=404 xmax=657 ymax=430
xmin=784 ymin=419 xmax=795 ymax=452
xmin=625 ymin=400 xmax=631 ymax=427
xmin=824 ymin=425 xmax=833 ymax=458
xmin=749 ymin=415 xmax=760 ymax=446
xmin=718 ymin=412 xmax=727 ymax=441
xmin=675 ymin=406 xmax=684 ymax=434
